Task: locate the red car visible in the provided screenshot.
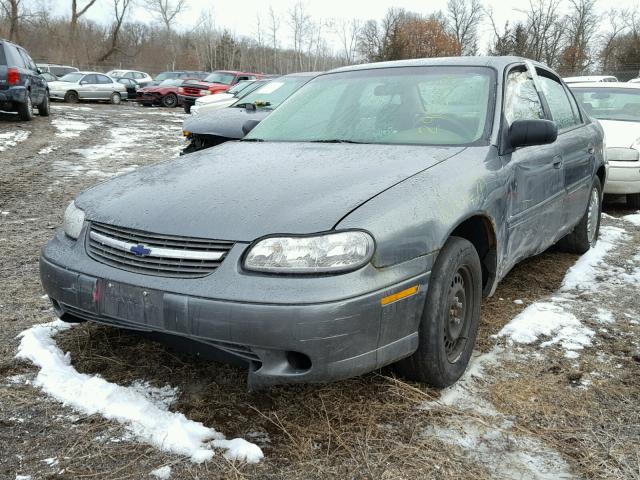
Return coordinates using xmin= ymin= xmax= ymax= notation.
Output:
xmin=178 ymin=70 xmax=263 ymax=113
xmin=134 ymin=78 xmax=188 ymax=108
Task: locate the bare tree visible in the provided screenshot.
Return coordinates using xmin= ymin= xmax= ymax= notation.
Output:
xmin=268 ymin=6 xmax=280 ymax=72
xmin=446 ymin=0 xmax=483 ymax=55
xmin=598 ymin=9 xmax=627 ymax=71
xmin=98 ymin=0 xmax=133 ymax=62
xmin=71 ymin=0 xmax=99 ymax=39
xmin=288 ymin=2 xmax=312 ymax=70
xmin=519 ymin=0 xmax=564 ymax=67
xmin=147 ymin=0 xmax=187 ymax=69
xmin=336 ymin=18 xmax=361 ymax=64
xmin=560 ymin=0 xmax=599 ymax=74
xmin=0 ymin=0 xmax=23 ymax=41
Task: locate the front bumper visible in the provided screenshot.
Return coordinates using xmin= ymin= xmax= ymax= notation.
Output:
xmin=40 ymin=229 xmax=432 ymax=388
xmin=49 ymin=90 xmax=69 ymax=100
xmin=604 ymin=161 xmax=640 ymax=195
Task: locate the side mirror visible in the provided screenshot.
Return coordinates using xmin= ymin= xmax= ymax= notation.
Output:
xmin=80 ymin=80 xmax=87 ymax=85
xmin=242 ymin=119 xmax=261 ymax=135
xmin=508 ymin=119 xmax=557 ymax=149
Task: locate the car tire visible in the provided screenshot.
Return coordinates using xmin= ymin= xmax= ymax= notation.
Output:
xmin=17 ymin=92 xmax=34 ymax=121
xmin=38 ymin=93 xmax=50 ymax=117
xmin=161 ymin=93 xmax=178 ymax=108
xmin=142 ymin=103 xmax=152 ymax=107
xmin=183 ymin=103 xmax=191 ymax=114
xmin=110 ymin=92 xmax=121 ymax=105
xmin=627 ymin=193 xmax=640 ymax=210
xmin=64 ymin=91 xmax=79 ymax=103
xmin=557 ymin=177 xmax=602 ymax=254
xmin=394 ymin=236 xmax=482 ymax=388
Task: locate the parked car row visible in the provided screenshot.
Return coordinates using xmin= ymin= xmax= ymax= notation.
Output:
xmin=42 ymin=56 xmax=610 ymax=391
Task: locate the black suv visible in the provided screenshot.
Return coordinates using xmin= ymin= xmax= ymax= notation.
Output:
xmin=0 ymin=39 xmax=49 ymax=120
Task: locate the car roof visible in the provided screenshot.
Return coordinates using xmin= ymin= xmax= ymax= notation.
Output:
xmin=328 ymin=56 xmax=550 ymax=74
xmin=281 ymin=71 xmax=321 ymax=78
xmin=568 ymin=82 xmax=640 ymax=89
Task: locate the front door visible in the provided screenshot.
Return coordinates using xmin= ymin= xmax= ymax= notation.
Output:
xmin=503 ymin=65 xmax=565 ymax=267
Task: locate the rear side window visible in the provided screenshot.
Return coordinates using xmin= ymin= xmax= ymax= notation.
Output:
xmin=0 ymin=44 xmax=6 ymax=65
xmin=4 ymin=44 xmax=25 ymax=68
xmin=97 ymin=74 xmax=112 ymax=84
xmin=18 ymin=48 xmax=36 ymax=71
xmin=504 ymin=69 xmax=544 ymax=125
xmin=537 ymin=72 xmax=580 ymax=130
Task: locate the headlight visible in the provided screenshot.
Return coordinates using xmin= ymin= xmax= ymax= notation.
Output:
xmin=244 ymin=231 xmax=375 ymax=274
xmin=63 ymin=201 xmax=85 ymax=239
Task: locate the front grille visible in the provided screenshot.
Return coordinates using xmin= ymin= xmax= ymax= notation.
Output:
xmin=183 ymin=86 xmax=204 ymax=96
xmin=86 ymin=222 xmax=234 ymax=278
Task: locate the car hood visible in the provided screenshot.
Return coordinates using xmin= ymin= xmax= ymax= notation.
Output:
xmin=598 ymin=119 xmax=640 ymax=148
xmin=197 ymin=93 xmax=234 ymax=105
xmin=76 ymin=141 xmax=465 ymax=241
xmin=183 ymin=107 xmax=271 ymax=138
xmin=48 ymin=81 xmax=76 ymax=90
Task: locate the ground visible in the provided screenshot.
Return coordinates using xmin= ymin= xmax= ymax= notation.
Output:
xmin=0 ymin=103 xmax=638 ymax=480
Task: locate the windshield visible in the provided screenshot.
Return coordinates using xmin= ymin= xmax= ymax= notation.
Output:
xmin=204 ymin=72 xmax=236 ymax=85
xmin=227 ymin=80 xmax=254 ymax=95
xmin=572 ymin=88 xmax=640 ymax=122
xmin=155 ymin=72 xmax=178 ymax=82
xmin=58 ymin=72 xmax=84 ymax=83
xmin=246 ymin=67 xmax=494 ymax=146
xmin=159 ymin=79 xmax=183 ymax=87
xmin=235 ymin=77 xmax=311 ymax=110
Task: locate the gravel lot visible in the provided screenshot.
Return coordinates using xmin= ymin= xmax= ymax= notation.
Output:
xmin=0 ymin=103 xmax=638 ymax=480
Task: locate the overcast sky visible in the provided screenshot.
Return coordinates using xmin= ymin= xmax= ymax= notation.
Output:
xmin=52 ymin=0 xmax=638 ymax=55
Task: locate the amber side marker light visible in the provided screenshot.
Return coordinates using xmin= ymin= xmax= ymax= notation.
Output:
xmin=381 ymin=285 xmax=419 ymax=306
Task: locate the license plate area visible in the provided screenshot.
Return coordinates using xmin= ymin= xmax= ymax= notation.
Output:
xmin=99 ymin=279 xmax=163 ymax=325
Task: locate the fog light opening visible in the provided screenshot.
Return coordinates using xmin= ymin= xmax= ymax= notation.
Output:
xmin=286 ymin=351 xmax=312 ymax=372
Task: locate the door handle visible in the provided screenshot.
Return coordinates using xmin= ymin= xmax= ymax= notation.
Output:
xmin=587 ymin=147 xmax=595 ymax=154
xmin=552 ymin=155 xmax=563 ymax=169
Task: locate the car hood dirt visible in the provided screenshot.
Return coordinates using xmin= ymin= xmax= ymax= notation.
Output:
xmin=76 ymin=141 xmax=464 ymax=241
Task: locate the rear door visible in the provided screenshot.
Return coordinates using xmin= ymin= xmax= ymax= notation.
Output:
xmin=17 ymin=47 xmax=46 ymax=104
xmin=535 ymin=68 xmax=594 ymax=229
xmin=504 ymin=64 xmax=565 ymax=265
xmin=78 ymin=74 xmax=98 ymax=99
xmin=96 ymin=74 xmax=114 ymax=99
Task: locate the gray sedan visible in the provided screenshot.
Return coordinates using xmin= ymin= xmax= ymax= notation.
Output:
xmin=48 ymin=71 xmax=127 ymax=104
xmin=40 ymin=57 xmax=605 ymax=390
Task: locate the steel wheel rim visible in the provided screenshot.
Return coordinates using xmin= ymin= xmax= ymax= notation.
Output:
xmin=112 ymin=93 xmax=121 ymax=104
xmin=444 ymin=266 xmax=472 ymax=363
xmin=587 ymin=187 xmax=599 ymax=244
xmin=166 ymin=95 xmax=176 ymax=107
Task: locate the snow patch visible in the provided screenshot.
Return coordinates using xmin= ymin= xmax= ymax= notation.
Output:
xmin=151 ymin=466 xmax=172 ymax=479
xmin=0 ymin=130 xmax=30 ymax=151
xmin=561 ymin=226 xmax=626 ymax=291
xmin=52 ymin=118 xmax=90 ymax=138
xmin=15 ymin=320 xmax=264 ymax=464
xmin=622 ymin=212 xmax=640 ymax=226
xmin=496 ymin=302 xmax=594 ymax=353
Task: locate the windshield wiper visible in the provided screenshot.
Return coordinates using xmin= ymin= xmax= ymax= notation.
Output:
xmin=241 ymin=138 xmax=264 ymax=142
xmin=308 ymin=139 xmax=364 ymax=144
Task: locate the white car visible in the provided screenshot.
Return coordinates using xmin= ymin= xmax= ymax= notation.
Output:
xmin=191 ymin=80 xmax=263 ymax=115
xmin=105 ymin=69 xmax=153 ymax=87
xmin=48 ymin=71 xmax=128 ymax=104
xmin=564 ymin=75 xmax=618 ymax=84
xmin=570 ymin=82 xmax=640 ymax=208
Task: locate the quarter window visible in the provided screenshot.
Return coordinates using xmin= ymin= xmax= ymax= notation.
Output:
xmin=504 ymin=69 xmax=544 ymax=125
xmin=537 ymin=72 xmax=580 ymax=130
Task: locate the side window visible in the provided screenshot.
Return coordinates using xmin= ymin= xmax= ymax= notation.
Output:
xmin=82 ymin=74 xmax=97 ymax=84
xmin=6 ymin=45 xmax=25 ymax=68
xmin=563 ymin=85 xmax=583 ymax=124
xmin=19 ymin=49 xmax=37 ymax=71
xmin=537 ymin=72 xmax=580 ymax=130
xmin=97 ymin=75 xmax=112 ymax=84
xmin=135 ymin=72 xmax=145 ymax=79
xmin=504 ymin=68 xmax=544 ymax=125
xmin=124 ymin=72 xmax=134 ymax=79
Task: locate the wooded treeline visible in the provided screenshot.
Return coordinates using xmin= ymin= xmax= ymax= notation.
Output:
xmin=1 ymin=0 xmax=639 ymax=79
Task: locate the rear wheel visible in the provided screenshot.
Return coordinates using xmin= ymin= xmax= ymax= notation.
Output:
xmin=17 ymin=93 xmax=34 ymax=121
xmin=38 ymin=93 xmax=50 ymax=116
xmin=395 ymin=236 xmax=482 ymax=388
xmin=110 ymin=92 xmax=121 ymax=105
xmin=64 ymin=91 xmax=79 ymax=103
xmin=161 ymin=93 xmax=178 ymax=108
xmin=627 ymin=193 xmax=640 ymax=210
xmin=558 ymin=177 xmax=602 ymax=254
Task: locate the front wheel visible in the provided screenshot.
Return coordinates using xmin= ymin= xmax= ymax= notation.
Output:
xmin=161 ymin=93 xmax=178 ymax=108
xmin=64 ymin=91 xmax=79 ymax=103
xmin=558 ymin=177 xmax=602 ymax=254
xmin=394 ymin=236 xmax=482 ymax=388
xmin=38 ymin=93 xmax=50 ymax=116
xmin=17 ymin=93 xmax=34 ymax=121
xmin=110 ymin=92 xmax=121 ymax=105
